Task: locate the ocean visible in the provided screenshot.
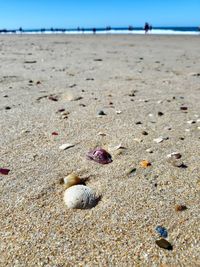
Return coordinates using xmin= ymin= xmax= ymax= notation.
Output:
xmin=0 ymin=27 xmax=200 ymax=35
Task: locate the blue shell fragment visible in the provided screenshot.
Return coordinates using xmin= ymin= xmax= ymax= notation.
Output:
xmin=155 ymin=226 xmax=168 ymax=238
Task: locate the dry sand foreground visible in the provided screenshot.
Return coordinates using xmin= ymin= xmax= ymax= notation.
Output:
xmin=0 ymin=34 xmax=200 ymax=266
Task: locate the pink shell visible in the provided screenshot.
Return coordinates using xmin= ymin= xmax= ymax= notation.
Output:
xmin=86 ymin=148 xmax=112 ymax=164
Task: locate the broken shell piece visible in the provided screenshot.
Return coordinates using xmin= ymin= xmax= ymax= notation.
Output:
xmin=116 ymin=110 xmax=122 ymax=114
xmin=0 ymin=168 xmax=10 ymax=175
xmin=112 ymin=143 xmax=126 ymax=150
xmin=187 ymin=120 xmax=196 ymax=124
xmin=86 ymin=148 xmax=112 ymax=164
xmin=59 ymin=143 xmax=74 ymax=150
xmin=146 ymin=148 xmax=153 ymax=153
xmin=167 ymin=153 xmax=183 ymax=167
xmin=167 ymin=152 xmax=182 ymax=159
xmin=97 ymin=132 xmax=106 ymax=136
xmin=153 ymin=137 xmax=168 ymax=143
xmin=63 ymin=185 xmax=98 ymax=209
xmin=63 ymin=173 xmax=82 ymax=189
xmin=140 ymin=160 xmax=151 ymax=168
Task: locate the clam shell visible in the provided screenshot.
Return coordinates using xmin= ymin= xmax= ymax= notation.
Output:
xmin=64 ymin=185 xmax=97 ymax=209
xmin=63 ymin=173 xmax=82 ymax=189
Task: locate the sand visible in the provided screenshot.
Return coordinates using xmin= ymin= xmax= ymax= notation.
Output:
xmin=0 ymin=34 xmax=200 ymax=266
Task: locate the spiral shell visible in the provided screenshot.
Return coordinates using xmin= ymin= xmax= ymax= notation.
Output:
xmin=63 ymin=185 xmax=97 ymax=209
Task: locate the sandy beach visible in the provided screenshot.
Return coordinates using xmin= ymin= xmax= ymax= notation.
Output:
xmin=0 ymin=34 xmax=200 ymax=266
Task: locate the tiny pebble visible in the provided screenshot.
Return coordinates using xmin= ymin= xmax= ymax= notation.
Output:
xmin=155 ymin=226 xmax=168 ymax=238
xmin=52 ymin=132 xmax=58 ymax=135
xmin=180 ymin=106 xmax=188 ymax=110
xmin=158 ymin=111 xmax=164 ymax=116
xmin=116 ymin=110 xmax=122 ymax=114
xmin=142 ymin=131 xmax=148 ymax=135
xmin=5 ymin=106 xmax=11 ymax=110
xmin=98 ymin=110 xmax=106 ymax=116
xmin=135 ymin=121 xmax=142 ymax=125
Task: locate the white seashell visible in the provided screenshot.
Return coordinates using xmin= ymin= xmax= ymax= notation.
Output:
xmin=187 ymin=120 xmax=196 ymax=124
xmin=63 ymin=185 xmax=97 ymax=209
xmin=146 ymin=148 xmax=153 ymax=153
xmin=116 ymin=110 xmax=122 ymax=114
xmin=153 ymin=137 xmax=168 ymax=143
xmin=97 ymin=132 xmax=106 ymax=136
xmin=59 ymin=143 xmax=74 ymax=150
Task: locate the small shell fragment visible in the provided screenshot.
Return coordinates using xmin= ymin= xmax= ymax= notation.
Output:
xmin=116 ymin=110 xmax=122 ymax=114
xmin=63 ymin=173 xmax=82 ymax=189
xmin=0 ymin=168 xmax=10 ymax=175
xmin=86 ymin=148 xmax=112 ymax=164
xmin=63 ymin=185 xmax=98 ymax=209
xmin=175 ymin=205 xmax=187 ymax=211
xmin=154 ymin=137 xmax=168 ymax=143
xmin=59 ymin=143 xmax=74 ymax=150
xmin=155 ymin=239 xmax=173 ymax=250
xmin=167 ymin=152 xmax=182 ymax=159
xmin=140 ymin=160 xmax=151 ymax=168
xmin=187 ymin=120 xmax=196 ymax=124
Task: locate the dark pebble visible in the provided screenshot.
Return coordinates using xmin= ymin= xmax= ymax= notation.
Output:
xmin=180 ymin=106 xmax=188 ymax=110
xmin=175 ymin=205 xmax=187 ymax=211
xmin=135 ymin=121 xmax=142 ymax=125
xmin=57 ymin=108 xmax=65 ymax=113
xmin=98 ymin=110 xmax=106 ymax=116
xmin=3 ymin=95 xmax=8 ymax=97
xmin=5 ymin=106 xmax=11 ymax=110
xmin=142 ymin=131 xmax=148 ymax=135
xmin=156 ymin=239 xmax=173 ymax=250
xmin=158 ymin=111 xmax=164 ymax=116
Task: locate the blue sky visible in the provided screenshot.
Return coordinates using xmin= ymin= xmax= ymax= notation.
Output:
xmin=0 ymin=0 xmax=200 ymax=29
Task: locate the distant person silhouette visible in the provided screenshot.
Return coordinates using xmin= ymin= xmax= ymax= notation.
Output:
xmin=144 ymin=22 xmax=150 ymax=34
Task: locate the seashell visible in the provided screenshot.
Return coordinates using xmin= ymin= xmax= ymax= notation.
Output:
xmin=63 ymin=185 xmax=98 ymax=209
xmin=59 ymin=143 xmax=74 ymax=150
xmin=0 ymin=168 xmax=10 ymax=175
xmin=140 ymin=160 xmax=151 ymax=168
xmin=116 ymin=110 xmax=122 ymax=114
xmin=167 ymin=152 xmax=183 ymax=167
xmin=153 ymin=136 xmax=168 ymax=143
xmin=86 ymin=148 xmax=112 ymax=164
xmin=155 ymin=239 xmax=173 ymax=250
xmin=187 ymin=120 xmax=196 ymax=124
xmin=63 ymin=173 xmax=82 ymax=189
xmin=166 ymin=152 xmax=182 ymax=159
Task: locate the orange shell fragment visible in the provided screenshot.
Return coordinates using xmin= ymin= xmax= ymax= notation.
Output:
xmin=140 ymin=160 xmax=151 ymax=168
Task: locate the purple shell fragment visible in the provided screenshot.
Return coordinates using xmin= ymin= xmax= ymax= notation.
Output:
xmin=0 ymin=168 xmax=10 ymax=175
xmin=86 ymin=148 xmax=112 ymax=164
